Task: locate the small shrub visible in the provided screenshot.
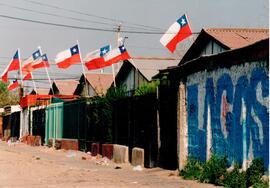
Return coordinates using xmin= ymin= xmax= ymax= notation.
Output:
xmin=253 ymin=180 xmax=269 ymax=188
xmin=134 ymin=81 xmax=159 ymax=96
xmin=246 ymin=158 xmax=265 ymax=187
xmin=199 ymin=155 xmax=228 ymax=185
xmin=179 ymin=158 xmax=203 ymax=180
xmin=224 ymin=164 xmax=246 ymax=188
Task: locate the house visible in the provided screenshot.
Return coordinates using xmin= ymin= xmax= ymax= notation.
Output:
xmin=114 ymin=57 xmax=179 ymax=95
xmin=75 ymin=73 xmax=114 ymax=97
xmin=156 ymin=35 xmax=269 ymax=170
xmin=49 ymin=80 xmax=79 ymax=95
xmin=179 ymin=28 xmax=268 ymax=64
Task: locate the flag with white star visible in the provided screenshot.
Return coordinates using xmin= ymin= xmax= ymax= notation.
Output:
xmin=103 ymin=45 xmax=131 ymax=66
xmin=84 ymin=45 xmax=111 ymax=70
xmin=160 ymin=14 xmax=192 ymax=53
xmin=32 ymin=54 xmax=50 ymax=69
xmin=1 ymin=50 xmax=20 ymax=83
xmin=55 ymin=44 xmax=81 ymax=69
xmin=22 ymin=49 xmax=42 ymax=76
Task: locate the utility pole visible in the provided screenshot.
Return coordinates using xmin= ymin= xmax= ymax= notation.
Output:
xmin=116 ymin=23 xmax=122 ymax=72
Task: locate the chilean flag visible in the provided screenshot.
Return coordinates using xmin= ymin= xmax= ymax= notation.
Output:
xmin=84 ymin=45 xmax=110 ymax=70
xmin=32 ymin=54 xmax=50 ymax=69
xmin=23 ymin=72 xmax=32 ymax=81
xmin=160 ymin=14 xmax=192 ymax=53
xmin=8 ymin=80 xmax=19 ymax=91
xmin=55 ymin=45 xmax=81 ymax=69
xmin=1 ymin=50 xmax=20 ymax=83
xmin=22 ymin=49 xmax=41 ymax=75
xmin=103 ymin=45 xmax=131 ymax=66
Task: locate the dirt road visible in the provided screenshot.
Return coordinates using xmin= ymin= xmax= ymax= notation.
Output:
xmin=0 ymin=142 xmax=218 ymax=188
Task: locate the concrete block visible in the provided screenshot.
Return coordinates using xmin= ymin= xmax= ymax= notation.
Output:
xmin=91 ymin=143 xmax=100 ymax=156
xmin=10 ymin=137 xmax=18 ymax=142
xmin=60 ymin=139 xmax=78 ymax=150
xmin=102 ymin=144 xmax=113 ymax=159
xmin=48 ymin=139 xmax=61 ymax=149
xmin=113 ymin=144 xmax=129 ymax=163
xmin=20 ymin=135 xmax=28 ymax=144
xmin=34 ymin=136 xmax=41 ymax=146
xmin=132 ymin=147 xmax=144 ymax=167
xmin=27 ymin=135 xmax=35 ymax=146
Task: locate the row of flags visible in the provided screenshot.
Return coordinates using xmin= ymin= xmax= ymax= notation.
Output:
xmin=1 ymin=13 xmax=192 ymax=91
xmin=1 ymin=44 xmax=131 ymax=91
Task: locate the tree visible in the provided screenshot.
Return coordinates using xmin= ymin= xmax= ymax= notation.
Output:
xmin=0 ymin=81 xmax=19 ymax=107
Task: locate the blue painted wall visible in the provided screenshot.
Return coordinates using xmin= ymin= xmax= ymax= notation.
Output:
xmin=186 ymin=61 xmax=269 ymax=169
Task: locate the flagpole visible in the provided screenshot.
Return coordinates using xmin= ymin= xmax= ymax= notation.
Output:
xmin=111 ymin=64 xmax=116 ymax=87
xmin=30 ymin=73 xmax=37 ymax=93
xmin=76 ymin=40 xmax=88 ymax=96
xmin=108 ymin=45 xmax=116 ymax=87
xmin=38 ymin=46 xmax=54 ymax=95
xmin=111 ymin=24 xmax=122 ymax=88
xmin=18 ymin=48 xmax=24 ymax=97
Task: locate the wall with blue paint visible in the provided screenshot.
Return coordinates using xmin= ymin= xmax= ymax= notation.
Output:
xmin=186 ymin=61 xmax=269 ymax=169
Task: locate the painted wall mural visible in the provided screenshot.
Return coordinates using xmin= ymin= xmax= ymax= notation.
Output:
xmin=186 ymin=61 xmax=269 ymax=169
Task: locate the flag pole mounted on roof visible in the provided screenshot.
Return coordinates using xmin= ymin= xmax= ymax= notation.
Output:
xmin=18 ymin=48 xmax=24 ymax=96
xmin=77 ymin=40 xmax=88 ymax=97
xmin=160 ymin=14 xmax=192 ymax=53
xmin=38 ymin=46 xmax=54 ymax=95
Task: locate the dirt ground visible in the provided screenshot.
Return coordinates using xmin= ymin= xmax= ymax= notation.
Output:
xmin=0 ymin=142 xmax=219 ymax=188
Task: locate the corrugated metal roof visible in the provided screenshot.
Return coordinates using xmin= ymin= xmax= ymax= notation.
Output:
xmin=204 ymin=28 xmax=269 ymax=49
xmin=53 ymin=80 xmax=79 ymax=95
xmin=85 ymin=73 xmax=114 ymax=95
xmin=179 ymin=28 xmax=269 ymax=65
xmin=129 ymin=57 xmax=179 ymax=81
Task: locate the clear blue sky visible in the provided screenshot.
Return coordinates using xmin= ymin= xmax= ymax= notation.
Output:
xmin=0 ymin=0 xmax=268 ymax=89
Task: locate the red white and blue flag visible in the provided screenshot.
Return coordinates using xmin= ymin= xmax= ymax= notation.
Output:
xmin=1 ymin=50 xmax=20 ymax=83
xmin=23 ymin=72 xmax=32 ymax=81
xmin=160 ymin=14 xmax=192 ymax=53
xmin=32 ymin=54 xmax=50 ymax=69
xmin=8 ymin=79 xmax=19 ymax=91
xmin=55 ymin=45 xmax=81 ymax=69
xmin=22 ymin=49 xmax=42 ymax=75
xmin=103 ymin=45 xmax=131 ymax=66
xmin=84 ymin=45 xmax=111 ymax=70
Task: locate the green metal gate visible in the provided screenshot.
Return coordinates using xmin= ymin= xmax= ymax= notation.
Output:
xmin=45 ymin=102 xmax=64 ymax=145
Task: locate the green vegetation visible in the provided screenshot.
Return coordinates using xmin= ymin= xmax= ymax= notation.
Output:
xmin=179 ymin=157 xmax=203 ymax=180
xmin=246 ymin=158 xmax=265 ymax=187
xmin=180 ymin=156 xmax=268 ymax=188
xmin=199 ymin=155 xmax=228 ymax=185
xmin=0 ymin=81 xmax=19 ymax=107
xmin=86 ymin=85 xmax=128 ymax=143
xmin=134 ymin=81 xmax=159 ymax=96
xmin=223 ymin=164 xmax=246 ymax=188
xmin=253 ymin=180 xmax=269 ymax=188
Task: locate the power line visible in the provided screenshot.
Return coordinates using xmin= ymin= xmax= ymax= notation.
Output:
xmin=0 ymin=2 xmax=118 ymax=27
xmin=0 ymin=2 xmax=160 ymax=31
xmin=0 ymin=14 xmax=200 ymax=35
xmin=0 ymin=14 xmax=116 ymax=32
xmin=20 ymin=0 xmax=163 ymax=31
